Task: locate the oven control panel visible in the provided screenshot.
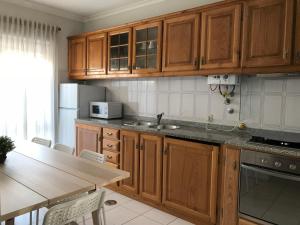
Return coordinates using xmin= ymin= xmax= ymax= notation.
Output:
xmin=240 ymin=149 xmax=300 ymax=175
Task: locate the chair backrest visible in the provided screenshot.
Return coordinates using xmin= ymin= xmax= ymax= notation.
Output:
xmin=32 ymin=137 xmax=51 ymax=147
xmin=80 ymin=149 xmax=106 ymax=164
xmin=43 ymin=190 xmax=105 ymax=225
xmin=53 ymin=143 xmax=75 ymax=155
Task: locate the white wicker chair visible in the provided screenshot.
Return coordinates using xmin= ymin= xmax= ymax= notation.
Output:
xmin=32 ymin=137 xmax=52 ymax=147
xmin=80 ymin=150 xmax=106 ymax=164
xmin=31 ymin=137 xmax=51 ymax=225
xmin=53 ymin=143 xmax=75 ymax=155
xmin=43 ymin=190 xmax=106 ymax=225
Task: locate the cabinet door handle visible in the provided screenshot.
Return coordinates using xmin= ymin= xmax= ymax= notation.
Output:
xmin=296 ymin=52 xmax=300 ymax=60
xmin=199 ymin=57 xmax=205 ymax=68
xmin=106 ymin=132 xmax=113 ymax=136
xmin=283 ymin=50 xmax=289 ymax=59
xmin=194 ymin=58 xmax=198 ymax=67
xmin=107 ymin=156 xmax=113 ymax=159
xmin=136 ymin=144 xmax=139 ymax=150
xmin=106 ymin=144 xmax=113 ymax=148
xmin=140 ymin=145 xmax=144 ymax=150
xmin=233 ymin=161 xmax=237 ymax=171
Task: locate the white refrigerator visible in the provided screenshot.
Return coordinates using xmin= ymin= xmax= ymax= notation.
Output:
xmin=58 ymin=83 xmax=106 ymax=148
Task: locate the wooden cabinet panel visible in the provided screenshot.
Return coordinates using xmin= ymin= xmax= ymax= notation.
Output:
xmin=239 ymin=218 xmax=259 ymax=225
xmin=103 ymin=150 xmax=119 ymax=164
xmin=139 ymin=134 xmax=162 ymax=204
xmin=108 ymin=28 xmax=132 ymax=74
xmin=87 ymin=33 xmax=107 ymax=76
xmin=103 ymin=128 xmax=120 ymax=140
xmin=200 ymin=4 xmax=241 ymax=69
xmin=295 ymin=0 xmax=300 ymax=64
xmin=102 ymin=139 xmax=120 ymax=152
xmin=68 ymin=37 xmax=86 ymax=77
xmin=162 ymin=138 xmax=219 ymax=224
xmin=132 ymin=21 xmax=162 ymax=73
xmin=162 ymin=14 xmax=199 ymax=72
xmin=242 ymin=0 xmax=294 ymax=67
xmin=219 ymin=146 xmax=240 ymax=225
xmin=76 ymin=124 xmax=101 ymax=155
xmin=120 ymin=131 xmax=139 ymax=194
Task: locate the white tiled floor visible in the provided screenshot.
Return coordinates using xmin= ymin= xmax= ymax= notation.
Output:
xmin=2 ymin=188 xmax=195 ymax=225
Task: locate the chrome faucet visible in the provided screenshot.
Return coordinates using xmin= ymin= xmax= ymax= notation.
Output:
xmin=156 ymin=112 xmax=164 ymax=125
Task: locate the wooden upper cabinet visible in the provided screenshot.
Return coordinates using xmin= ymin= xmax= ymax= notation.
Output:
xmin=295 ymin=0 xmax=300 ymax=65
xmin=200 ymin=4 xmax=242 ymax=69
xmin=68 ymin=37 xmax=86 ymax=77
xmin=120 ymin=130 xmax=139 ymax=194
xmin=108 ymin=28 xmax=132 ymax=74
xmin=163 ymin=138 xmax=219 ymax=224
xmin=241 ymin=0 xmax=294 ymax=67
xmin=86 ymin=33 xmax=107 ymax=76
xmin=132 ymin=21 xmax=162 ymax=73
xmin=76 ymin=123 xmax=101 ymax=155
xmin=162 ymin=14 xmax=200 ymax=72
xmin=219 ymin=146 xmax=240 ymax=225
xmin=139 ymin=134 xmax=162 ymax=204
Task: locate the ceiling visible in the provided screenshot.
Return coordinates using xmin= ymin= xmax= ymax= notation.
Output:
xmin=28 ymin=0 xmax=148 ymax=17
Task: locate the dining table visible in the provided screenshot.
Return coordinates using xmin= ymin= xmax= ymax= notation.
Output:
xmin=0 ymin=141 xmax=130 ymax=225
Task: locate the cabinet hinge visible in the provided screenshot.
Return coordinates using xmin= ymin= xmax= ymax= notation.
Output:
xmin=163 ymin=146 xmax=168 ymax=155
xmin=219 ymin=155 xmax=226 ymax=165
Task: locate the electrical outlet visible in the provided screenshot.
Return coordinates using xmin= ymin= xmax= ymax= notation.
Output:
xmin=208 ymin=114 xmax=214 ymax=122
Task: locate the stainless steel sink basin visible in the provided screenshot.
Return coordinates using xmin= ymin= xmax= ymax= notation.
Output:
xmin=122 ymin=121 xmax=156 ymax=127
xmin=148 ymin=124 xmax=180 ymax=130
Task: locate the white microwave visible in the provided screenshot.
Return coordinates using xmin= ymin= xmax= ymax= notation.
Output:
xmin=90 ymin=102 xmax=122 ymax=119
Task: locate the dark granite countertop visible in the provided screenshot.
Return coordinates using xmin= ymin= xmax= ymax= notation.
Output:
xmin=76 ymin=118 xmax=300 ymax=158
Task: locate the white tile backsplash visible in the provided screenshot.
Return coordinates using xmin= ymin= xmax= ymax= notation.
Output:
xmin=89 ymin=76 xmax=242 ymax=125
xmin=241 ymin=76 xmax=300 ymax=132
xmin=89 ymin=74 xmax=300 ymax=132
xmin=262 ymin=95 xmax=282 ymax=127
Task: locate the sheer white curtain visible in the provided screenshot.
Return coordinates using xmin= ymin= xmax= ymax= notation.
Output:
xmin=0 ymin=16 xmax=57 ymax=142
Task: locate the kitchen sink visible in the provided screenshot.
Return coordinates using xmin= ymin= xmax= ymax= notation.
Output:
xmin=148 ymin=124 xmax=180 ymax=130
xmin=122 ymin=121 xmax=180 ymax=130
xmin=122 ymin=121 xmax=156 ymax=127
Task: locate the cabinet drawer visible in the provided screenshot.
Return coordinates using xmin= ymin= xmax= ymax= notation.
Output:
xmin=103 ymin=150 xmax=119 ymax=164
xmin=103 ymin=128 xmax=120 ymax=139
xmin=103 ymin=139 xmax=120 ymax=152
xmin=105 ymin=162 xmax=119 ymax=169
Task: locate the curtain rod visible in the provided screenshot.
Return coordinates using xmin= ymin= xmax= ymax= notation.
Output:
xmin=1 ymin=15 xmax=62 ymax=32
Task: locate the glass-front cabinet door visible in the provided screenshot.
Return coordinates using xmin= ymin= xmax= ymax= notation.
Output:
xmin=133 ymin=21 xmax=162 ymax=73
xmin=108 ymin=28 xmax=132 ymax=74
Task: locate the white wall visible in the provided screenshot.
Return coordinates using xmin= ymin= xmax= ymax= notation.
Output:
xmin=0 ymin=1 xmax=84 ymax=83
xmin=83 ymin=0 xmax=222 ymax=32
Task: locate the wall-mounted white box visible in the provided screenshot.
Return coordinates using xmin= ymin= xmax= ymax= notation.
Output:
xmin=207 ymin=75 xmax=240 ymax=85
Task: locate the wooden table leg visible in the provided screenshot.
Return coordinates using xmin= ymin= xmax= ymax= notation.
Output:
xmin=5 ymin=218 xmax=15 ymax=225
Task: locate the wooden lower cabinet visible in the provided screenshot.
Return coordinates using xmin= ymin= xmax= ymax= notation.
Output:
xmin=239 ymin=218 xmax=260 ymax=225
xmin=295 ymin=0 xmax=300 ymax=64
xmin=76 ymin=123 xmax=101 ymax=155
xmin=162 ymin=138 xmax=219 ymax=225
xmin=139 ymin=134 xmax=163 ymax=204
xmin=119 ymin=130 xmax=139 ymax=194
xmin=218 ymin=146 xmax=240 ymax=225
